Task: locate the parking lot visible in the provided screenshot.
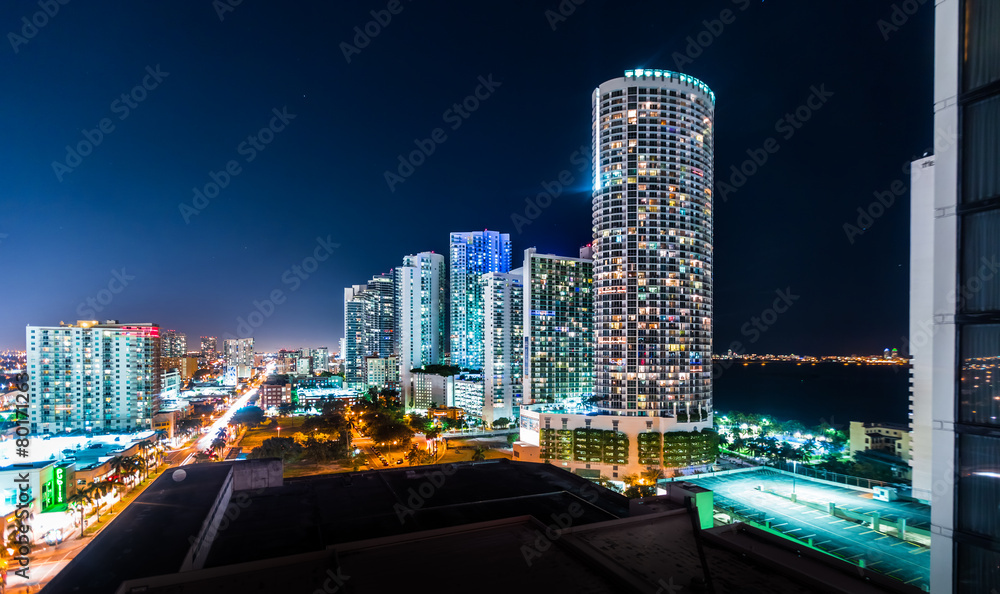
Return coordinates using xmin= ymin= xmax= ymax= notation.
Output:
xmin=684 ymin=468 xmax=930 ymax=590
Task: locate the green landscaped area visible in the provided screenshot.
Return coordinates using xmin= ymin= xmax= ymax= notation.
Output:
xmin=435 ymin=438 xmax=512 ymax=465
xmin=237 ymin=415 xmax=307 ymax=451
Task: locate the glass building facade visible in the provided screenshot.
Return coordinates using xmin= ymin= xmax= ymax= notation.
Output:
xmin=948 ymin=0 xmax=1000 ymax=590
xmin=449 ymin=230 xmax=512 ymax=370
xmin=591 ymin=70 xmax=714 ymax=420
xmin=523 ymin=248 xmax=593 ymax=405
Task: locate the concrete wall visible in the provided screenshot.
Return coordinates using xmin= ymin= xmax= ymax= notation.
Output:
xmin=231 ymin=459 xmax=282 ymax=492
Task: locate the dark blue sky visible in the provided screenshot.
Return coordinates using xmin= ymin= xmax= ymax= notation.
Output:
xmin=0 ymin=0 xmax=931 ymax=354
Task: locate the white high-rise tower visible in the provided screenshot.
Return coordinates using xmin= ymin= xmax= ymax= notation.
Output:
xmin=592 ymin=69 xmax=715 ymax=422
xmin=395 ymin=252 xmax=446 ymax=407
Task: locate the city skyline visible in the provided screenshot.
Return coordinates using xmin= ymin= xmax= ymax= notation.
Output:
xmin=1 ymin=2 xmax=930 ymax=355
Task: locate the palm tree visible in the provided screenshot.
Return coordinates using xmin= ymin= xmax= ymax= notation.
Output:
xmin=109 ymin=455 xmax=127 ymax=489
xmin=471 ymin=446 xmax=487 ymax=462
xmin=137 ymin=440 xmax=156 ymax=481
xmin=802 ymin=437 xmax=819 ymax=460
xmin=67 ymin=490 xmax=93 ymax=538
xmin=83 ymin=481 xmax=107 ymax=522
xmin=621 ymin=474 xmax=639 ymax=487
xmin=120 ymin=456 xmax=143 ymax=488
xmin=641 ymin=467 xmax=665 ymax=485
xmin=211 ymin=437 xmax=227 ymax=458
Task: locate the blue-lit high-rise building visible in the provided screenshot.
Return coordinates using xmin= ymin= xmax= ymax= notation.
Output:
xmin=449 ymin=230 xmax=512 ymax=370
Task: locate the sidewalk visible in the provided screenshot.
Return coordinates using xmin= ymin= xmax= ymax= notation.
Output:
xmin=3 ymin=464 xmax=167 ymax=593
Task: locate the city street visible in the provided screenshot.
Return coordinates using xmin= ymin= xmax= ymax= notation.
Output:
xmin=6 ymin=378 xmax=263 ymax=592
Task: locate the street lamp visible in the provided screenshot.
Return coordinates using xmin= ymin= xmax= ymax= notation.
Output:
xmin=792 ymin=459 xmax=797 ymax=497
xmin=277 ymin=426 xmax=281 ymax=438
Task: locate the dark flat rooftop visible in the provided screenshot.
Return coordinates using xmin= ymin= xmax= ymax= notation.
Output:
xmin=44 ymin=463 xmax=235 ymax=594
xmin=204 ymin=459 xmax=629 ymax=568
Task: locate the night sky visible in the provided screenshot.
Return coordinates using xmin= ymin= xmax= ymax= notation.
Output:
xmin=0 ymin=1 xmax=932 ymax=354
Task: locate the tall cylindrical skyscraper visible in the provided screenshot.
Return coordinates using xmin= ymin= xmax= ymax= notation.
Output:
xmin=592 ymin=69 xmax=714 ymax=422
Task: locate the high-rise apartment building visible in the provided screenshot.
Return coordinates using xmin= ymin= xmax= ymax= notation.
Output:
xmin=310 ymin=347 xmax=330 ymax=372
xmin=516 ymin=70 xmax=715 ymax=477
xmin=396 ymin=252 xmax=446 ymax=408
xmin=223 ymin=337 xmax=254 ymax=382
xmin=344 ymin=272 xmax=396 ymax=390
xmin=162 ymin=330 xmax=187 ymax=358
xmin=367 ymin=273 xmax=396 ymax=359
xmin=481 ymin=269 xmax=523 ymax=424
xmin=344 ymin=284 xmax=376 ymax=389
xmin=365 ymin=355 xmax=398 ymax=389
xmin=592 ymin=69 xmax=715 ymax=421
xmin=522 ymin=248 xmax=593 ymax=406
xmin=907 ymin=155 xmax=935 ymax=504
xmin=200 ymin=336 xmax=218 ymax=356
xmin=26 ymin=320 xmax=161 ymax=434
xmin=921 ymin=2 xmax=1000 ymax=591
xmin=449 ymin=231 xmax=512 ymax=370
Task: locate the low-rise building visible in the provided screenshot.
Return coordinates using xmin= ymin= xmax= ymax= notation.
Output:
xmin=849 ymin=421 xmax=911 ymax=462
xmin=0 ymin=460 xmax=74 ymax=516
xmin=515 ymin=404 xmax=717 ymax=478
xmin=153 ymin=409 xmax=187 ymax=440
xmin=412 ymin=371 xmax=454 ymax=411
xmin=365 ymin=356 xmax=398 ymax=390
xmin=429 ymin=407 xmax=466 ymax=422
xmin=259 ymin=376 xmax=291 ymax=409
xmin=453 ymin=372 xmax=484 ymax=418
xmin=848 ymin=421 xmax=912 ymax=480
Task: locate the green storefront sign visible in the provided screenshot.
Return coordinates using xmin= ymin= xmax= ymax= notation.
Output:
xmin=54 ymin=467 xmax=66 ymax=505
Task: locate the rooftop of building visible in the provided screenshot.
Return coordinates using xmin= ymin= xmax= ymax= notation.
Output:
xmin=45 ymin=459 xmax=924 ymax=594
xmin=857 ymin=421 xmax=909 ymax=430
xmin=0 ymin=459 xmax=67 ymax=471
xmin=44 ymin=462 xmax=235 ymax=594
xmin=0 ymin=430 xmax=155 ymax=468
